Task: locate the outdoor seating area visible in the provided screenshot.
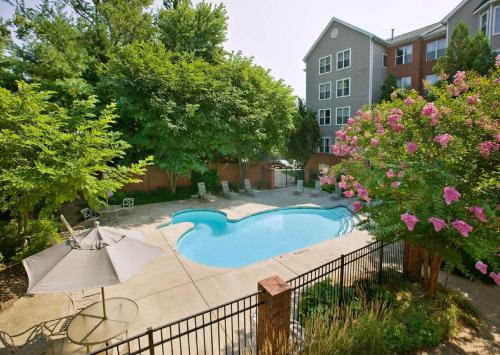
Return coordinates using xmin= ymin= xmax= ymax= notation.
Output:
xmin=78 ymin=198 xmax=135 ymax=226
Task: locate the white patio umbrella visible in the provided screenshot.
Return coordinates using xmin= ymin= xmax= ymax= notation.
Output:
xmin=22 ymin=222 xmax=163 ymax=318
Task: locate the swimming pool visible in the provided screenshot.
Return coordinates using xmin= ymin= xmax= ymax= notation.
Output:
xmin=169 ymin=206 xmax=356 ymax=268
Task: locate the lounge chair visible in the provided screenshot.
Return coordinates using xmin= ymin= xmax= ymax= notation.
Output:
xmin=122 ymin=197 xmax=135 ymax=214
xmin=221 ymin=180 xmax=238 ymax=199
xmin=197 ymin=182 xmax=213 ymax=201
xmin=60 ymin=215 xmax=87 ymax=239
xmin=243 ymin=178 xmax=257 ymax=196
xmin=294 ymin=180 xmax=304 ymax=195
xmin=310 ymin=180 xmax=323 ymax=197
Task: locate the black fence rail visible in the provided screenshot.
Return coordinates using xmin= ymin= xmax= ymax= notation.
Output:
xmin=287 ymin=241 xmax=403 ymax=344
xmin=90 ymin=292 xmax=262 ymax=355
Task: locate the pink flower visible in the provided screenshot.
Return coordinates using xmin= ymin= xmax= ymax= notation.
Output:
xmin=406 ymin=142 xmax=418 ymax=154
xmin=496 ymin=54 xmax=500 ymax=68
xmin=370 ymin=138 xmax=379 ymax=147
xmin=421 ymin=103 xmax=438 ymax=117
xmin=475 ymin=260 xmax=488 ymax=275
xmin=347 ymin=118 xmax=355 ymax=126
xmin=479 ymin=141 xmax=500 ymax=157
xmin=451 ymin=220 xmax=473 ymax=237
xmin=335 ymin=130 xmax=347 ymax=140
xmin=376 ymin=123 xmax=385 ymax=135
xmin=428 ymin=217 xmax=446 ymax=232
xmin=350 ymin=136 xmax=358 ymax=144
xmin=357 ymin=187 xmax=368 ymax=198
xmin=401 ymin=213 xmax=419 ymax=231
xmin=397 ymin=171 xmax=404 ymax=178
xmin=443 ymin=186 xmax=461 ymax=205
xmin=386 ymin=169 xmax=396 ymax=178
xmin=490 ymin=272 xmax=500 ymax=286
xmin=343 ymin=190 xmax=355 ymax=198
xmin=391 ymin=181 xmax=401 ymax=188
xmin=390 ymin=91 xmax=397 ymax=100
xmin=434 ymin=134 xmax=453 ymax=148
xmin=453 ymin=71 xmax=465 ymax=85
xmin=399 ymin=161 xmax=407 ymax=169
xmin=469 ymin=206 xmax=487 ymax=222
xmin=404 ymin=98 xmax=414 ymax=105
xmin=352 ymin=201 xmax=362 ymax=213
xmin=467 ymin=94 xmax=480 ymax=105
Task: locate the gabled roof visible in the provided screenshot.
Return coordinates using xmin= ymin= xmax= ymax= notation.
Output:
xmin=472 ymin=0 xmax=491 ymax=14
xmin=387 ymin=23 xmax=444 ymax=45
xmin=303 ymin=16 xmax=389 ymax=62
xmin=442 ymin=0 xmax=471 ymax=22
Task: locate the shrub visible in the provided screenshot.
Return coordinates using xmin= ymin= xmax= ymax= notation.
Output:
xmin=0 ymin=220 xmax=24 ymax=261
xmin=109 ymin=186 xmax=195 ymax=206
xmin=191 ymin=170 xmax=221 ymax=193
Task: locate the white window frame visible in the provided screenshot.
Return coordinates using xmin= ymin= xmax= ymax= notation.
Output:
xmin=395 ymin=44 xmax=413 ymax=65
xmin=382 ymin=53 xmax=387 ymax=68
xmin=318 ymin=55 xmax=332 ymax=75
xmin=336 ymin=48 xmax=351 ymax=70
xmin=318 ymin=108 xmax=332 ymax=126
xmin=336 ymin=77 xmax=351 ymax=98
xmin=493 ymin=6 xmax=500 ymax=35
xmin=396 ymin=76 xmax=412 ymax=90
xmin=318 ymin=82 xmax=332 ymax=101
xmin=426 ymin=38 xmax=446 ymax=62
xmin=335 ymin=106 xmax=351 ymax=125
xmin=319 ymin=137 xmax=331 ymax=154
xmin=479 ymin=11 xmax=489 ymax=35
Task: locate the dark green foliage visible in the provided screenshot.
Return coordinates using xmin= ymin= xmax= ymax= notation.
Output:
xmin=435 ymin=21 xmax=496 ymax=76
xmin=191 ymin=170 xmax=221 ymax=193
xmin=109 ymin=186 xmax=195 ymax=206
xmin=379 ymin=74 xmax=397 ymax=102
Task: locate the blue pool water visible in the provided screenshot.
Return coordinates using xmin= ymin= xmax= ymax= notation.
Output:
xmin=170 ymin=207 xmax=355 ymax=268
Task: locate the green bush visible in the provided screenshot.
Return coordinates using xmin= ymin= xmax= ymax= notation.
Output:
xmin=322 ymin=184 xmax=335 ymax=193
xmin=191 ymin=170 xmax=221 ymax=193
xmin=0 ymin=219 xmax=62 ymax=263
xmin=109 ymin=186 xmax=196 ymax=206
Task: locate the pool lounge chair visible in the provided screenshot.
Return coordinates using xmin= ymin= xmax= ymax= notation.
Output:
xmin=221 ymin=180 xmax=238 ymax=199
xmin=197 ymin=182 xmax=213 ymax=201
xmin=244 ymin=178 xmax=257 ymax=196
xmin=310 ymin=180 xmax=323 ymax=197
xmin=294 ymin=180 xmax=304 ymax=195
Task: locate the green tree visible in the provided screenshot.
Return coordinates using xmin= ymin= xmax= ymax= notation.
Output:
xmin=287 ymin=98 xmax=320 ymax=177
xmin=379 ymin=74 xmax=397 ymax=102
xmin=0 ymin=82 xmax=151 ymax=238
xmin=435 ymin=21 xmax=496 ymax=76
xmin=156 ymin=0 xmax=227 ymax=63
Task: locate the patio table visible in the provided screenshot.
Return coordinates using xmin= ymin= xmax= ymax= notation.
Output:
xmin=99 ymin=205 xmax=122 ymax=221
xmin=66 ymin=297 xmax=138 ymax=352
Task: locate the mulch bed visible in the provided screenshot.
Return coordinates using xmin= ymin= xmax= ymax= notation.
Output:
xmin=0 ymin=263 xmax=28 ymax=312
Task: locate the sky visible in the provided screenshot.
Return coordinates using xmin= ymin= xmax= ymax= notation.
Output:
xmin=1 ymin=0 xmax=463 ymax=97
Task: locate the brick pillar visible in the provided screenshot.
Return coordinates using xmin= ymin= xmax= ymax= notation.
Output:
xmin=257 ymin=275 xmax=291 ymax=355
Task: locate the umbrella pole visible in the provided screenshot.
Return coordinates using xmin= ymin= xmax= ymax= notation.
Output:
xmin=101 ymin=287 xmax=107 ymax=319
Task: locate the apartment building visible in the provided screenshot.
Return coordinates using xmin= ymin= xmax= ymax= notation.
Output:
xmin=304 ymin=0 xmax=500 ymax=178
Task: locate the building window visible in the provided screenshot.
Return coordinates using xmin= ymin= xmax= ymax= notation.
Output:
xmin=319 ymin=55 xmax=331 ymax=74
xmin=382 ymin=53 xmax=388 ymax=67
xmin=425 ymin=74 xmax=439 ymax=85
xmin=480 ymin=12 xmax=489 ymax=35
xmin=395 ymin=44 xmax=413 ymax=65
xmin=336 ymin=49 xmax=351 ymax=70
xmin=319 ymin=137 xmax=331 ymax=153
xmin=336 ymin=78 xmax=350 ymax=97
xmin=336 ymin=106 xmax=350 ymax=125
xmin=426 ymin=39 xmax=446 ymax=61
xmin=319 ymin=82 xmax=331 ymax=100
xmin=494 ymin=6 xmax=500 ymax=35
xmin=318 ymin=109 xmax=331 ymax=126
xmin=396 ymin=76 xmax=412 ymax=90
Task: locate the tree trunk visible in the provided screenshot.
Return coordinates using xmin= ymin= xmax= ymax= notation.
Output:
xmin=238 ymin=158 xmax=247 ymax=188
xmin=403 ymin=241 xmax=422 ymax=281
xmin=425 ymin=253 xmax=443 ymax=299
xmin=167 ymin=172 xmax=177 ymax=194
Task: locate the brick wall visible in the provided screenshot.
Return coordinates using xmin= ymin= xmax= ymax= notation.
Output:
xmin=304 ymin=153 xmax=343 ymax=182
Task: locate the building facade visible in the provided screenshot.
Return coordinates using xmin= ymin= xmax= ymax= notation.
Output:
xmin=304 ymin=0 xmax=500 ymax=179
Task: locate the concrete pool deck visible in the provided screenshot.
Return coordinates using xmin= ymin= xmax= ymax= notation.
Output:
xmin=0 ymin=188 xmax=374 ymax=354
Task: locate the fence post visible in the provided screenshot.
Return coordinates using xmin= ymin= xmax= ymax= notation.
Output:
xmin=378 ymin=242 xmax=384 ymax=285
xmin=339 ymin=254 xmax=345 ymax=306
xmin=147 ymin=327 xmax=155 ymax=355
xmin=257 ymin=275 xmax=292 ymax=355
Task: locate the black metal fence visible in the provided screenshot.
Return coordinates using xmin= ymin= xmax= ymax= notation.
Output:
xmin=287 ymin=241 xmax=404 ymax=344
xmin=91 ymin=240 xmax=403 ymax=355
xmin=89 ymin=292 xmax=262 ymax=355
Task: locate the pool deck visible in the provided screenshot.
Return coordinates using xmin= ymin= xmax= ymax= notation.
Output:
xmin=0 ymin=188 xmax=374 ymax=354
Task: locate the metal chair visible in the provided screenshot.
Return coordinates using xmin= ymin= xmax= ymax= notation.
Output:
xmin=197 ymin=182 xmax=213 ymax=201
xmin=80 ymin=208 xmax=99 ymax=223
xmin=60 ymin=214 xmax=87 ymax=239
xmin=122 ymin=198 xmax=135 ymax=214
xmin=0 ymin=326 xmax=52 ymax=354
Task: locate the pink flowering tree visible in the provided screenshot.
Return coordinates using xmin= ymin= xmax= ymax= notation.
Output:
xmin=329 ymin=63 xmax=500 ymax=298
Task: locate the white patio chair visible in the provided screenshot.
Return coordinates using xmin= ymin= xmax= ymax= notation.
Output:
xmin=0 ymin=326 xmax=52 ymax=354
xmin=310 ymin=180 xmax=322 ymax=197
xmin=60 ymin=215 xmax=87 ymax=239
xmin=80 ymin=208 xmax=99 ymax=224
xmin=221 ymin=180 xmax=238 ymax=199
xmin=294 ymin=180 xmax=304 ymax=195
xmin=122 ymin=198 xmax=135 ymax=214
xmin=243 ymin=178 xmax=257 ymax=196
xmin=197 ymin=182 xmax=213 ymax=201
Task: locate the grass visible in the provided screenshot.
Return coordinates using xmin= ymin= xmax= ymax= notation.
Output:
xmin=294 ymin=276 xmax=480 ymax=355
